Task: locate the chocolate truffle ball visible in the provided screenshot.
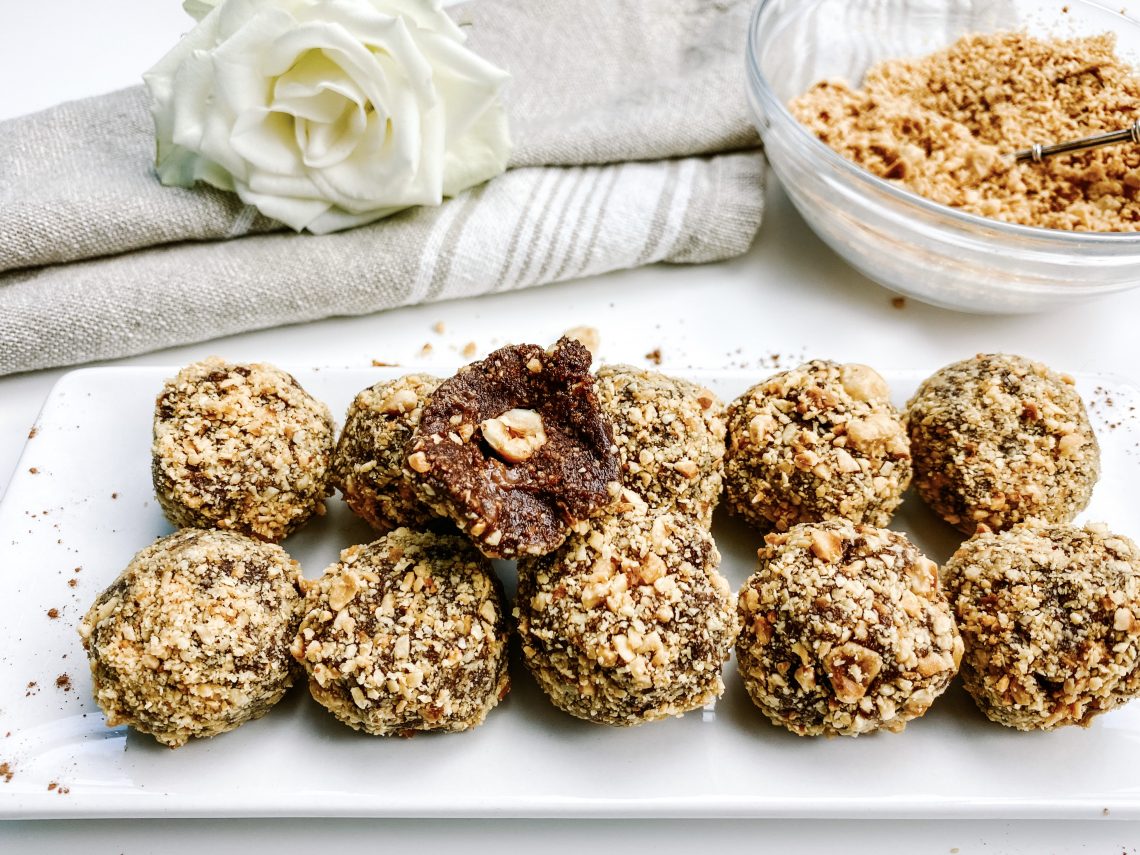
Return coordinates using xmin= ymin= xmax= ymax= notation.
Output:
xmin=78 ymin=529 xmax=304 ymax=748
xmin=152 ymin=357 xmax=335 ymax=542
xmin=406 ymin=338 xmax=619 ymax=558
xmin=293 ymin=529 xmax=510 ymax=736
xmin=737 ymin=520 xmax=961 ymax=736
xmin=907 ymin=353 xmax=1099 ymax=533
xmin=517 ymin=509 xmax=738 ymax=725
xmin=595 ymin=365 xmax=726 ymax=526
xmin=330 ymin=374 xmax=442 ymax=532
xmin=943 ymin=522 xmax=1140 ymax=730
xmin=724 ymin=360 xmax=911 ymax=531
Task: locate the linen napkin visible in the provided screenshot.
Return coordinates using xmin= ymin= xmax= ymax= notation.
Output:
xmin=0 ymin=0 xmax=765 ymax=376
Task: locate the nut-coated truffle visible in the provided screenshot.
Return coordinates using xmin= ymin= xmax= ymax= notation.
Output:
xmin=943 ymin=522 xmax=1140 ymax=730
xmin=78 ymin=528 xmax=304 ymax=748
xmin=724 ymin=360 xmax=911 ymax=531
xmin=907 ymin=353 xmax=1098 ymax=533
xmin=517 ymin=508 xmax=738 ymax=725
xmin=736 ymin=520 xmax=961 ymax=736
xmin=293 ymin=529 xmax=510 ymax=735
xmin=152 ymin=357 xmax=334 ymax=541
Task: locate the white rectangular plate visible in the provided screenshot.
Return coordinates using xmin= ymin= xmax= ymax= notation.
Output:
xmin=2 ymin=365 xmax=1140 ymax=820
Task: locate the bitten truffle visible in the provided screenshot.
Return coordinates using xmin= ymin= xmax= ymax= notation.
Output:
xmin=406 ymin=338 xmax=619 ymax=558
xmin=152 ymin=357 xmax=335 ymax=541
xmin=724 ymin=360 xmax=911 ymax=531
xmin=516 ymin=508 xmax=738 ymax=725
xmin=907 ymin=353 xmax=1099 ymax=533
xmin=736 ymin=520 xmax=962 ymax=737
xmin=78 ymin=529 xmax=304 ymax=748
xmin=595 ymin=365 xmax=726 ymax=526
xmin=943 ymin=522 xmax=1140 ymax=730
xmin=330 ymin=374 xmax=442 ymax=532
xmin=292 ymin=529 xmax=510 ymax=736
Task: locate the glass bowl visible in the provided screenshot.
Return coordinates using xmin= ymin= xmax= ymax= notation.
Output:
xmin=746 ymin=0 xmax=1140 ymax=313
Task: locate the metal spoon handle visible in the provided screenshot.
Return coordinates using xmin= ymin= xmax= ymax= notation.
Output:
xmin=1012 ymin=119 xmax=1140 ymax=163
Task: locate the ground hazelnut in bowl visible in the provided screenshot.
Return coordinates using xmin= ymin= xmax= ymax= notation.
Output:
xmin=747 ymin=0 xmax=1140 ymax=312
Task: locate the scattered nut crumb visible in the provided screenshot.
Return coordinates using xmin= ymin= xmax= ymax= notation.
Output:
xmin=47 ymin=781 xmax=69 ymax=795
xmin=68 ymin=579 xmax=78 ymax=588
xmin=55 ymin=673 xmax=71 ymax=692
xmin=432 ymin=321 xmax=446 ymax=334
xmin=891 ymin=297 xmax=907 ymax=309
xmin=0 ymin=762 xmax=12 ymax=783
xmin=562 ymin=325 xmax=600 ymax=357
xmin=419 ymin=343 xmax=433 ymax=357
xmin=25 ymin=682 xmax=37 ymax=697
xmin=645 ymin=348 xmax=662 ymax=366
xmin=28 ymin=467 xmax=38 ymax=475
xmin=47 ymin=608 xmax=59 ymax=619
xmin=370 ymin=359 xmax=398 ymax=367
xmin=461 ymin=342 xmax=477 ymax=359
xmin=111 ymin=492 xmax=118 ymax=500
xmin=27 ymin=426 xmax=38 ymax=439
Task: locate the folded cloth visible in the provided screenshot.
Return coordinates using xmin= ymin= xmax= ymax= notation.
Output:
xmin=0 ymin=0 xmax=764 ymax=376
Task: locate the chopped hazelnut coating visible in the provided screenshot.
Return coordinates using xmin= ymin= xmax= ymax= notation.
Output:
xmin=406 ymin=338 xmax=619 ymax=558
xmin=77 ymin=529 xmax=304 ymax=748
xmin=907 ymin=353 xmax=1099 ymax=533
xmin=595 ymin=365 xmax=726 ymax=527
xmin=737 ymin=520 xmax=962 ymax=737
xmin=331 ymin=374 xmax=443 ymax=532
xmin=943 ymin=522 xmax=1140 ymax=731
xmin=516 ymin=510 xmax=738 ymax=726
xmin=152 ymin=357 xmax=335 ymax=542
xmin=292 ymin=529 xmax=510 ymax=736
xmin=790 ymin=32 xmax=1140 ymax=232
xmin=723 ymin=360 xmax=911 ymax=532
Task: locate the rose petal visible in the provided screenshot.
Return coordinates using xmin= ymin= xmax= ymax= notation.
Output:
xmin=235 ymin=182 xmax=332 ymax=231
xmin=273 ymin=51 xmax=365 ymax=123
xmin=362 ymin=0 xmax=464 ymax=42
xmin=304 ymin=102 xmax=368 ymax=168
xmin=246 ymin=168 xmax=323 ymax=199
xmin=211 ymin=7 xmax=293 ymax=116
xmin=441 ymin=98 xmax=511 ymax=197
xmin=416 ymin=29 xmax=509 ymax=144
xmin=306 ymin=202 xmax=404 ymax=234
xmin=263 ymin=22 xmax=390 ymax=114
xmin=230 ymin=107 xmax=303 ymax=175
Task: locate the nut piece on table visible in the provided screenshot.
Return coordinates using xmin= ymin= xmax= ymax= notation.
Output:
xmin=562 ymin=325 xmax=600 ymax=357
xmin=405 ymin=338 xmax=620 ymax=558
xmin=736 ymin=520 xmax=961 ymax=737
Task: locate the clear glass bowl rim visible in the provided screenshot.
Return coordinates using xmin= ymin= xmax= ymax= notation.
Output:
xmin=746 ymin=0 xmax=1140 ymax=245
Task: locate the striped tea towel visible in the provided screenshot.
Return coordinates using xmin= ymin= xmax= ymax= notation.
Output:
xmin=0 ymin=0 xmax=764 ymax=376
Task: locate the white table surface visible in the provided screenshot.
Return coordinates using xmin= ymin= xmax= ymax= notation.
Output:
xmin=4 ymin=1 xmax=1140 ymax=851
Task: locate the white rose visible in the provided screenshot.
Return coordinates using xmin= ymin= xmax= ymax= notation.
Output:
xmin=144 ymin=0 xmax=511 ymax=233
